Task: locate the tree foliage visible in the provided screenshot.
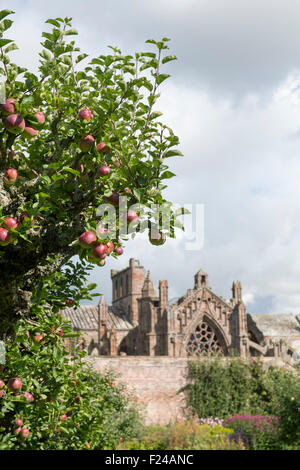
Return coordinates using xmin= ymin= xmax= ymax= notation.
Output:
xmin=0 ymin=10 xmax=182 ymax=337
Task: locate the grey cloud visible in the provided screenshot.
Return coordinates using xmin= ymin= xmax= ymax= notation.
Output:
xmin=5 ymin=1 xmax=300 ymax=314
xmin=9 ymin=0 xmax=300 ymax=97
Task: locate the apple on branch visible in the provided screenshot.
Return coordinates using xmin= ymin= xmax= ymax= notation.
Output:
xmin=149 ymin=231 xmax=166 ymax=246
xmin=114 ymin=246 xmax=124 ymax=256
xmin=3 ymin=168 xmax=18 ymax=185
xmin=107 ymin=192 xmax=120 ymax=206
xmin=3 ymin=218 xmax=18 ymax=230
xmin=97 ymin=165 xmax=111 ymax=176
xmin=0 ymin=228 xmax=11 ymax=246
xmin=96 ymin=142 xmax=111 ymax=154
xmin=78 ymin=108 xmax=93 ymax=121
xmin=127 ymin=210 xmax=139 ymax=223
xmin=7 ymin=378 xmax=22 ymax=391
xmin=22 ymin=126 xmax=38 ymax=139
xmin=34 ymin=111 xmax=45 ymax=125
xmin=79 ymin=135 xmax=95 ymax=152
xmin=1 ymin=98 xmax=16 ymax=115
xmin=79 ymin=231 xmax=97 ymax=247
xmin=4 ymin=114 xmax=25 ymax=134
xmin=93 ymin=243 xmax=109 ymax=259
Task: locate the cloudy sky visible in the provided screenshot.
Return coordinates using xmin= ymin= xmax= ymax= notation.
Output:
xmin=7 ymin=0 xmax=300 ymax=313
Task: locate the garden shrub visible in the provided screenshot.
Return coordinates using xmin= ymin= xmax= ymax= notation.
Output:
xmin=117 ymin=421 xmax=244 ymax=450
xmin=225 ymin=414 xmax=280 ymax=450
xmin=181 ymin=357 xmax=300 ymax=449
xmin=0 ymin=305 xmax=142 ymax=450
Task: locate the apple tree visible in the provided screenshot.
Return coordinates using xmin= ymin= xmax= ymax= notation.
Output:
xmin=0 ymin=9 xmax=184 ymax=448
xmin=0 ymin=10 xmax=183 ymax=339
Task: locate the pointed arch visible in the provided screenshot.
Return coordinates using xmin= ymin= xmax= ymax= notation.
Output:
xmin=181 ymin=313 xmax=229 ymax=356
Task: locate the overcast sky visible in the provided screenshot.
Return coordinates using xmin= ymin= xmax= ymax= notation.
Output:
xmin=7 ymin=0 xmax=300 ymax=313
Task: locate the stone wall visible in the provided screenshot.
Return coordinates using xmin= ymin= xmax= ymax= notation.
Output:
xmin=87 ymin=356 xmax=293 ymax=425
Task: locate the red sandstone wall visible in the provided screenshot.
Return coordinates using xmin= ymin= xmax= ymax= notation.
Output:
xmin=86 ymin=356 xmax=292 ymax=425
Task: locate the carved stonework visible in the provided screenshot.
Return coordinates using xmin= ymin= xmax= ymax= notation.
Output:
xmin=63 ymin=259 xmax=300 ymax=361
xmin=185 ymin=320 xmax=224 ymax=356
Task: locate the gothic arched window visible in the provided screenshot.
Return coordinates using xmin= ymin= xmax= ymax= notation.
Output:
xmin=185 ymin=320 xmax=223 ymax=356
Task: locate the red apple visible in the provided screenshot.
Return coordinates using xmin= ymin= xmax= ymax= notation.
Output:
xmin=78 ymin=108 xmax=93 ymax=121
xmin=98 ymin=259 xmax=106 ymax=266
xmin=114 ymin=246 xmax=124 ymax=255
xmin=15 ymin=418 xmax=23 ymax=427
xmin=127 ymin=210 xmax=139 ymax=223
xmin=34 ymin=334 xmax=45 ymax=344
xmin=60 ymin=414 xmax=67 ymax=421
xmin=14 ymin=427 xmax=22 ymax=435
xmin=65 ymin=299 xmax=75 ymax=307
xmin=107 ymin=192 xmax=120 ymax=206
xmin=23 ymin=392 xmax=34 ymax=403
xmin=79 ymin=231 xmax=97 ymax=247
xmin=3 ymin=168 xmax=18 ymax=185
xmin=20 ymin=428 xmax=30 ymax=439
xmin=97 ymin=165 xmax=110 ymax=176
xmin=149 ymin=231 xmax=166 ymax=246
xmin=96 ymin=142 xmax=111 ymax=154
xmin=93 ymin=243 xmax=109 ymax=259
xmin=22 ymin=126 xmax=38 ymax=138
xmin=34 ymin=111 xmax=45 ymax=124
xmin=3 ymin=217 xmax=18 ymax=230
xmin=79 ymin=135 xmax=95 ymax=152
xmin=0 ymin=379 xmax=5 ymax=389
xmin=0 ymin=390 xmax=5 ymax=399
xmin=7 ymin=378 xmax=22 ymax=391
xmin=5 ymin=114 xmax=25 ymax=134
xmin=124 ymin=188 xmax=131 ymax=194
xmin=106 ymin=241 xmax=114 ymax=253
xmin=1 ymin=98 xmax=16 ymax=115
xmin=0 ymin=228 xmax=10 ymax=245
xmin=112 ymin=158 xmax=121 ymax=167
xmin=56 ymin=328 xmax=63 ymax=337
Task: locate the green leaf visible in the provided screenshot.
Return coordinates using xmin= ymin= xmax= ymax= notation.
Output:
xmin=0 ymin=10 xmax=14 ymax=21
xmin=87 ymin=283 xmax=97 ymax=290
xmin=161 ymin=171 xmax=176 ymax=179
xmin=174 ymin=207 xmax=191 ymax=216
xmin=145 ymin=39 xmax=157 ymax=46
xmin=40 ymin=49 xmax=52 ymax=61
xmin=163 ymin=149 xmax=183 ymax=158
xmin=156 ymin=74 xmax=170 ymax=85
xmin=140 ymin=52 xmax=156 ymax=58
xmin=162 ymin=55 xmax=177 ymax=64
xmin=0 ymin=39 xmax=12 ymax=48
xmin=76 ymin=53 xmax=88 ymax=64
xmin=60 ymin=55 xmax=72 ymax=66
xmin=0 ymin=19 xmax=13 ymax=33
xmin=64 ymin=28 xmax=78 ymax=36
xmin=149 ymin=111 xmax=163 ymax=121
xmin=45 ymin=19 xmax=61 ymax=28
xmin=76 ymin=71 xmax=86 ymax=81
xmin=42 ymin=32 xmax=54 ymax=41
xmin=62 ymin=167 xmax=80 ymax=176
xmin=4 ymin=43 xmax=18 ymax=53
